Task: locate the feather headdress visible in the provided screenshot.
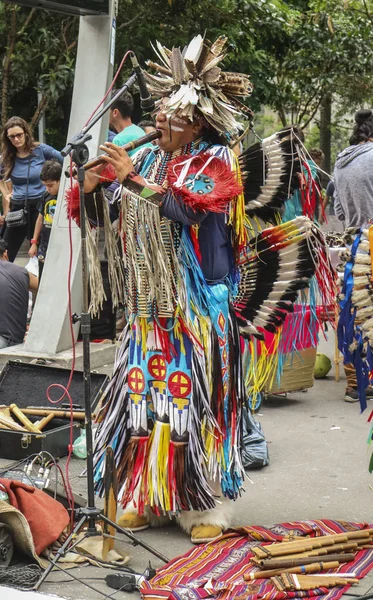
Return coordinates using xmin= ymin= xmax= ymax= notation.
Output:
xmin=145 ymin=34 xmax=253 ymax=136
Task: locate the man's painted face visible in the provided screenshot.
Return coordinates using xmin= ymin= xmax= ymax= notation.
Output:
xmin=155 ymin=104 xmax=201 ymax=152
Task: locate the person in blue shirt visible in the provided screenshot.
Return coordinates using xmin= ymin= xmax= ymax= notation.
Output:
xmin=108 ymin=90 xmax=153 ymax=156
xmin=0 ymin=116 xmax=62 ymax=262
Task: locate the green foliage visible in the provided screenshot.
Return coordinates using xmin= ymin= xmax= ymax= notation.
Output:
xmin=0 ymin=0 xmax=372 ymax=152
xmin=0 ymin=3 xmax=77 ymax=139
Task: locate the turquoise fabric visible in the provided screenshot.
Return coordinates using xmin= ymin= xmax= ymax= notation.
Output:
xmin=112 ymin=124 xmax=153 ymax=156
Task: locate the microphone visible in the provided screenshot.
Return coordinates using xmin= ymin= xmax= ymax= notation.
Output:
xmin=130 ymin=53 xmax=155 ymax=114
xmin=64 ymin=130 xmax=161 ymax=177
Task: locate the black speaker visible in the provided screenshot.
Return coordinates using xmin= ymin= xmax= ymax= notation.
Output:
xmin=5 ymin=0 xmax=109 ymax=16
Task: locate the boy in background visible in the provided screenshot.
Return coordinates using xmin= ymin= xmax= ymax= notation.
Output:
xmin=28 ymin=160 xmax=61 ymax=279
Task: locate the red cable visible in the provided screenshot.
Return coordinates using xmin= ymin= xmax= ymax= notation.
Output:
xmin=84 ymin=50 xmax=133 ymax=127
xmin=45 ymin=155 xmax=77 ymax=525
xmin=43 ymin=51 xmax=132 ymax=529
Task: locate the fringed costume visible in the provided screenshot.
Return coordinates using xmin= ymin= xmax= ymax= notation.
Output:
xmin=69 ymin=34 xmax=337 ymax=541
xmin=338 ymin=230 xmax=373 ymax=406
xmin=336 ymin=227 xmax=373 ymax=471
xmin=93 ymin=138 xmax=247 ymax=517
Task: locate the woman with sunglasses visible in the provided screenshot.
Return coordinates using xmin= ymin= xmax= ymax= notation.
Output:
xmin=0 ymin=116 xmax=62 ymax=261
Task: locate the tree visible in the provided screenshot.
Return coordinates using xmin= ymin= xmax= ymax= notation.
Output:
xmin=1 ymin=0 xmax=372 ymax=156
xmin=0 ymin=2 xmax=77 ymax=135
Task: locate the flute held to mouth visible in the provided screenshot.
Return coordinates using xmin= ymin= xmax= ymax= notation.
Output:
xmin=65 ymin=130 xmax=162 ymax=177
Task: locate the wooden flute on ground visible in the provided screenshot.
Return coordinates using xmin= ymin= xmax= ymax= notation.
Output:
xmin=65 ymin=130 xmax=162 ymax=177
xmin=252 ymin=529 xmax=373 ymax=559
xmin=256 ymin=553 xmax=356 ymax=570
xmin=272 ymin=574 xmax=359 ymax=591
xmin=244 ymin=560 xmax=340 ymax=581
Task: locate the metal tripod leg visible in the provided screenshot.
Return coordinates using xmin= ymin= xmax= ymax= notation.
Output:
xmin=34 ymin=509 xmax=169 ymax=591
xmin=34 ymin=514 xmax=87 ymax=590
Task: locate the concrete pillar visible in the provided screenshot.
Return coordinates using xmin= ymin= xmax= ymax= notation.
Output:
xmin=24 ymin=5 xmax=115 ymax=355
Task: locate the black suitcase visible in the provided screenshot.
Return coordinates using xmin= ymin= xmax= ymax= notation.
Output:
xmin=0 ymin=361 xmax=108 ymax=460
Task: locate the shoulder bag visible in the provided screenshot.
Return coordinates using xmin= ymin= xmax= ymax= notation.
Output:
xmin=5 ymin=156 xmax=31 ymax=228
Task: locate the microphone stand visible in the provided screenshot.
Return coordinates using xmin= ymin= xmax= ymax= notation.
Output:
xmin=35 ymin=71 xmax=168 ymax=592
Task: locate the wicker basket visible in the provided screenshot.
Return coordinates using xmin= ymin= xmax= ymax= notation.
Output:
xmin=265 ymin=346 xmax=317 ymax=395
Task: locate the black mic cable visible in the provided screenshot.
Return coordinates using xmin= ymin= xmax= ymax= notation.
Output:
xmin=130 ymin=52 xmax=155 ymax=114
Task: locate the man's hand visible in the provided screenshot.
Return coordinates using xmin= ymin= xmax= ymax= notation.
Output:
xmin=84 ymin=169 xmax=102 ymax=194
xmin=0 ymin=215 xmax=4 ymax=227
xmin=28 ymin=243 xmax=38 ymax=258
xmin=99 ymin=143 xmax=134 ymax=184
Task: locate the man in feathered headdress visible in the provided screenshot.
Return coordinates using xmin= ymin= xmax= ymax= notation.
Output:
xmin=93 ymin=34 xmax=252 ymax=543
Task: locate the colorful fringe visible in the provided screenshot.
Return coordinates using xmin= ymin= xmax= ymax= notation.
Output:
xmin=93 ymin=304 xmax=244 ymax=514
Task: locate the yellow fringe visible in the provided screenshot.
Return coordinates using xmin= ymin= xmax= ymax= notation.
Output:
xmin=174 ymin=319 xmax=186 ymax=355
xmin=137 ymin=317 xmax=150 ymax=356
xmin=146 ymin=420 xmax=171 ymax=512
xmin=228 ymin=150 xmax=248 ymax=248
xmin=245 ymin=331 xmax=281 ymax=399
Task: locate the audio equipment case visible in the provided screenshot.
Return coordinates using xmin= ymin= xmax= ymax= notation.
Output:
xmin=0 ymin=361 xmax=108 ymax=460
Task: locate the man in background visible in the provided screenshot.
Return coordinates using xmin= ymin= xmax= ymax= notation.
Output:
xmin=109 ymin=91 xmax=152 ymax=155
xmin=0 ymin=239 xmax=38 ymax=349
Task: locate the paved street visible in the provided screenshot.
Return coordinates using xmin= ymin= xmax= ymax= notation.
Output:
xmin=1 ymin=332 xmax=372 ymax=599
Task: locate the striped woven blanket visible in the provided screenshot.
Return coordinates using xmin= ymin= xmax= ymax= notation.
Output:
xmin=141 ymin=520 xmax=373 ymax=600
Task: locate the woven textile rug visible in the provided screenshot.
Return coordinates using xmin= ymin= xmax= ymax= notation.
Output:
xmin=141 ymin=520 xmax=373 ymax=600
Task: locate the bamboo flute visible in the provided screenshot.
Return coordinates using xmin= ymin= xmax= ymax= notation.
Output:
xmin=34 ymin=413 xmax=55 ymax=431
xmin=22 ymin=408 xmax=86 ymax=421
xmin=257 ymin=553 xmax=356 ymax=570
xmin=253 ymin=539 xmax=346 ymax=559
xmin=271 ymin=540 xmax=367 ymax=559
xmin=0 ymin=413 xmax=27 ymax=431
xmin=252 ymin=530 xmax=373 ymax=559
xmin=272 ymin=574 xmax=359 ymax=591
xmin=244 ymin=560 xmax=340 ymax=581
xmin=10 ymin=404 xmax=42 ymax=434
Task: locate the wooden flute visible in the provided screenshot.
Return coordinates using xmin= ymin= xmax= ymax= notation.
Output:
xmin=10 ymin=404 xmax=42 ymax=434
xmin=253 ymin=529 xmax=373 ymax=559
xmin=21 ymin=408 xmax=86 ymax=421
xmin=244 ymin=560 xmax=340 ymax=581
xmin=65 ymin=130 xmax=161 ymax=177
xmin=256 ymin=553 xmax=356 ymax=570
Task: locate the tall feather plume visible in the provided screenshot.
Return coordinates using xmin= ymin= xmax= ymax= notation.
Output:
xmin=145 ymin=34 xmax=252 ymax=136
xmin=170 ymin=47 xmax=185 ymax=85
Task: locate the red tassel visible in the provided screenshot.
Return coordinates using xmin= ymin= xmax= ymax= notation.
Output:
xmin=167 ymin=152 xmax=242 ymax=213
xmin=120 ymin=437 xmax=149 ymax=513
xmin=168 ymin=441 xmax=188 ymax=511
xmin=190 ymin=225 xmax=202 ymax=264
xmin=177 ymin=317 xmax=204 ymax=350
xmin=154 ymin=319 xmax=176 ymax=363
xmin=65 ymin=183 xmax=81 ymax=227
xmin=98 ymin=163 xmax=117 ymax=183
xmin=168 ymin=441 xmax=175 ymax=512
